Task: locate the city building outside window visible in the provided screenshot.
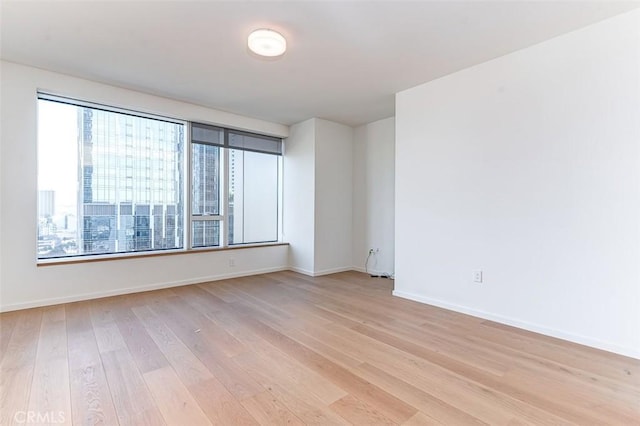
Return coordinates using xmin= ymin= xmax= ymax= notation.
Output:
xmin=37 ymin=94 xmax=282 ymax=261
xmin=191 ymin=123 xmax=223 ymax=248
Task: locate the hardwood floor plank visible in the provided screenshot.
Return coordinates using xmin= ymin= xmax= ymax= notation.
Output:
xmin=273 ymin=276 xmax=515 ymax=375
xmin=262 ymin=383 xmax=349 ymax=426
xmin=66 ymin=302 xmax=119 ymax=426
xmin=504 ymin=368 xmax=640 ymax=424
xmin=275 ymin=282 xmax=510 ymax=377
xmin=147 ymin=296 xmax=264 ymax=400
xmin=100 ymin=349 xmax=166 ymax=425
xmin=5 ymin=271 xmax=638 ymax=426
xmin=329 ymin=394 xmax=396 ymax=425
xmin=111 ymin=303 xmax=169 ymax=374
xmin=401 ymin=411 xmax=443 ymax=426
xmin=240 ymin=391 xmax=306 ymax=426
xmin=285 ymin=312 xmax=560 ymax=424
xmin=232 ymin=279 xmax=583 ymax=425
xmin=483 ymin=320 xmax=640 ymax=376
xmin=0 ymin=310 xmax=21 ymax=365
xmin=277 ymin=326 xmax=364 ymax=369
xmin=351 ymin=362 xmax=487 ymax=425
xmin=0 ymin=308 xmax=42 ymax=426
xmin=160 ymin=292 xmax=247 ymax=358
xmin=130 ymin=304 xmax=213 ymax=387
xmin=229 ymin=307 xmax=418 ymax=424
xmin=200 ymin=286 xmax=363 ymax=369
xmin=182 ymin=285 xmax=349 ymax=405
xmin=27 ymin=306 xmax=72 ymax=425
xmin=89 ymin=298 xmax=128 ymax=354
xmin=350 ymin=320 xmax=616 ymax=424
xmin=189 ymin=378 xmax=260 ymax=426
xmin=463 ymin=333 xmax=640 ymax=399
xmin=465 ymin=319 xmax=639 ymax=383
xmin=132 ymin=304 xmax=259 ymax=425
xmin=334 ymin=308 xmax=509 ymax=376
xmin=231 ymin=351 xmax=349 ymax=425
xmin=143 ymin=366 xmax=212 ymax=425
xmin=300 ymin=307 xmax=578 ymax=424
xmin=217 ymin=281 xmax=296 ymax=326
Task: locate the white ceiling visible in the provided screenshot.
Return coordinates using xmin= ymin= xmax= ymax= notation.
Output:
xmin=1 ymin=1 xmax=638 ymax=127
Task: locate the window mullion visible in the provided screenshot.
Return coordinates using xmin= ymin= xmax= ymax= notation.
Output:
xmin=221 ymin=144 xmax=229 ymax=247
xmin=185 ymin=125 xmax=192 ymax=251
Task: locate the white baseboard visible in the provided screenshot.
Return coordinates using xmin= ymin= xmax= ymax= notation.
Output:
xmin=312 ymin=266 xmax=353 ymax=276
xmin=1 ymin=266 xmax=360 ymax=312
xmin=0 ymin=266 xmax=288 ymax=313
xmin=289 ymin=266 xmax=354 ymax=277
xmin=392 ymin=290 xmax=640 ymax=360
xmin=288 ymin=266 xmax=314 ymax=276
xmin=351 ymin=266 xmax=393 ymax=277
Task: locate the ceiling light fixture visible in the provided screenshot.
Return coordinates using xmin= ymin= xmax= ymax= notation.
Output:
xmin=248 ymin=29 xmax=287 ymax=57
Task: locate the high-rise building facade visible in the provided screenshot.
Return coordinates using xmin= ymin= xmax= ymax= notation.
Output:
xmin=78 ymin=108 xmax=184 ymax=255
xmin=191 ymin=143 xmax=220 ymax=247
xmin=38 ymin=190 xmax=55 ymax=218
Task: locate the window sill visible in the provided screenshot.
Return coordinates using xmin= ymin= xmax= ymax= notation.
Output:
xmin=36 ymin=242 xmax=289 ymax=267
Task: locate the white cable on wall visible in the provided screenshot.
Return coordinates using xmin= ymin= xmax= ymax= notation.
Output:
xmin=365 ymin=249 xmax=393 ymax=279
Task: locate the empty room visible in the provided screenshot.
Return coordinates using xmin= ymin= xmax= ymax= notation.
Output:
xmin=1 ymin=1 xmax=639 ymax=425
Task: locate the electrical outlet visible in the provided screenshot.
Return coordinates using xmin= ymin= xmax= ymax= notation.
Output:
xmin=473 ymin=270 xmax=483 ymax=283
xmin=229 ymin=258 xmax=236 ymax=267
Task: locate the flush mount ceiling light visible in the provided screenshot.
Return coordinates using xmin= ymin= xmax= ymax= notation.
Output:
xmin=248 ymin=29 xmax=287 ymax=57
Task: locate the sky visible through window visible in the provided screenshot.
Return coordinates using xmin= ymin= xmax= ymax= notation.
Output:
xmin=38 ymin=101 xmax=78 ymax=216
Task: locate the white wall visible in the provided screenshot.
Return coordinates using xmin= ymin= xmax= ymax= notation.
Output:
xmin=314 ymin=119 xmax=353 ymax=275
xmin=395 ymin=10 xmax=640 ymax=358
xmin=0 ymin=68 xmax=3 ymax=300
xmin=283 ymin=119 xmax=316 ymax=275
xmin=352 ymin=117 xmax=395 ymax=276
xmin=283 ymin=118 xmax=354 ymax=276
xmin=0 ymin=61 xmax=289 ymax=312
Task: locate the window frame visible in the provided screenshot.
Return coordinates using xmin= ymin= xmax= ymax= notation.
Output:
xmin=188 ymin=134 xmax=226 ymax=250
xmin=36 ymin=93 xmax=283 ymax=264
xmin=189 ymin=122 xmax=282 ymax=249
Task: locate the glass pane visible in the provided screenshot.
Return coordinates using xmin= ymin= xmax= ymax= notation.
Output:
xmin=228 ymin=149 xmax=278 ymax=244
xmin=192 ymin=143 xmax=220 ymax=215
xmin=192 ymin=220 xmax=220 ymax=247
xmin=37 ymin=98 xmax=184 ymax=259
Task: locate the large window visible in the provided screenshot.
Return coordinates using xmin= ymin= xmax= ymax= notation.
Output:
xmin=37 ymin=96 xmax=185 ymax=259
xmin=37 ymin=95 xmax=282 ymax=261
xmin=190 ymin=123 xmax=282 ymax=248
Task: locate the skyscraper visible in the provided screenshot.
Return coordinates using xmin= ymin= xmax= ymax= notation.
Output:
xmin=78 ymin=107 xmax=184 ymax=255
xmin=191 ymin=143 xmax=220 ymax=246
xmin=38 ymin=190 xmax=55 ymax=218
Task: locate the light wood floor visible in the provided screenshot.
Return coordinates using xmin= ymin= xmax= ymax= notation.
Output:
xmin=1 ymin=271 xmax=639 ymax=425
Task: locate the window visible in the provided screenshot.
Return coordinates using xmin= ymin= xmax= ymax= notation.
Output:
xmin=37 ymin=94 xmax=282 ymax=261
xmin=37 ymin=95 xmax=185 ymax=259
xmin=191 ymin=123 xmax=223 ymax=248
xmin=190 ymin=124 xmax=282 ymax=248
